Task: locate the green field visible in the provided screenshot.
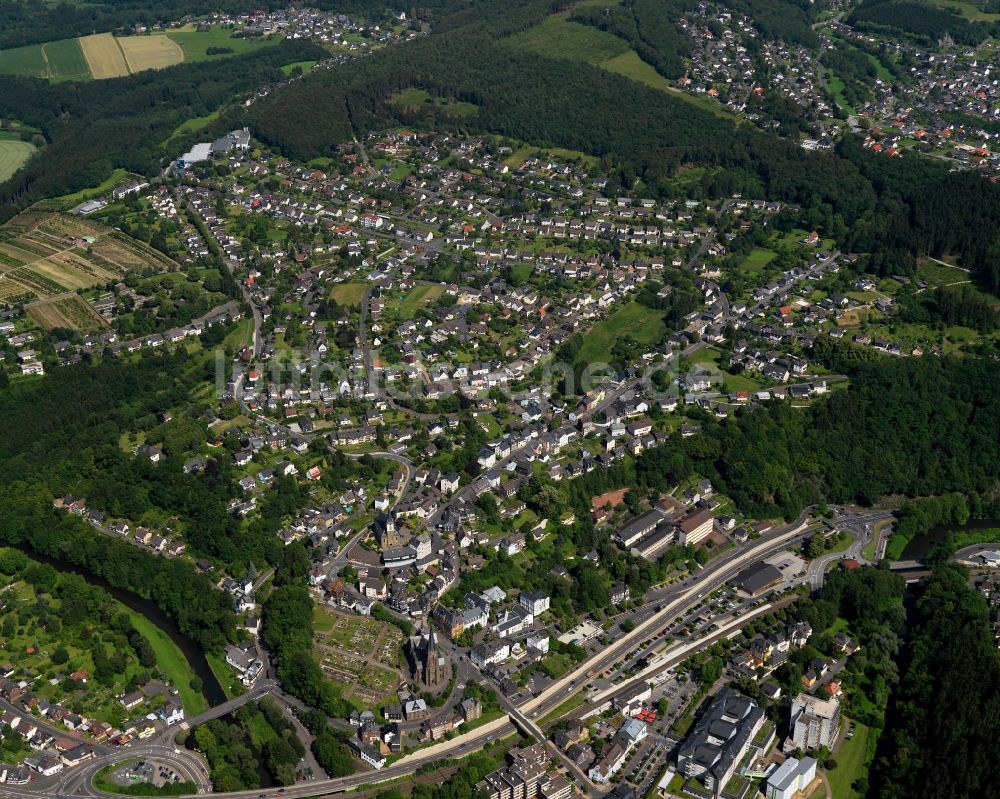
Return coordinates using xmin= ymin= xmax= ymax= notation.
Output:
xmin=392 ymin=87 xmax=478 ymax=118
xmin=828 ymin=722 xmax=874 ymax=799
xmin=44 ymin=37 xmax=91 ymax=80
xmin=48 ymin=168 xmax=129 ymax=207
xmin=503 ymin=143 xmax=598 ymax=168
xmin=866 ymin=53 xmax=893 ymax=83
xmin=280 ymin=59 xmax=317 ymax=75
xmin=167 ymin=109 xmax=222 ymax=142
xmin=924 ymin=0 xmax=1000 ymax=19
xmin=396 ymin=283 xmax=445 ymax=318
xmin=0 ymin=139 xmax=36 ymax=182
xmin=166 ymin=28 xmax=284 ymax=61
xmin=0 ymin=42 xmax=48 ymax=77
xmin=576 ymin=301 xmax=666 ymax=364
xmin=509 ymin=16 xmax=629 ymax=64
xmin=0 ymin=37 xmax=91 ymax=80
xmin=329 ymin=281 xmax=369 ymax=306
xmin=741 ymin=247 xmax=776 ymax=273
xmin=826 ymin=69 xmax=856 ymax=115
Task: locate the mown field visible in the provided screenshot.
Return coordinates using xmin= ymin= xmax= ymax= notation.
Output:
xmin=79 ymin=32 xmax=130 ymax=78
xmin=328 ymin=281 xmax=369 ymax=306
xmin=0 ymin=137 xmax=36 ymax=182
xmin=118 ymin=34 xmax=184 ymax=73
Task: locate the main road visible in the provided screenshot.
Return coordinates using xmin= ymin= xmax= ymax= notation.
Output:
xmin=31 ymin=509 xmax=816 ymax=799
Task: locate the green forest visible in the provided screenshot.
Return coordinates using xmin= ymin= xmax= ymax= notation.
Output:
xmin=869 ymin=565 xmax=1000 ymax=799
xmin=0 ymin=349 xmax=241 ymax=652
xmin=188 ymin=697 xmax=306 ymax=790
xmin=849 ymin=0 xmax=998 ymax=45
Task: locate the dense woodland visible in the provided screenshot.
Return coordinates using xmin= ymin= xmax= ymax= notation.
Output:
xmin=848 ymin=0 xmax=997 ymax=45
xmin=261 ymin=544 xmax=358 ymax=775
xmin=869 ymin=565 xmax=1000 ymax=799
xmin=188 ymin=697 xmax=305 ymax=790
xmin=0 ymin=350 xmax=248 ymax=651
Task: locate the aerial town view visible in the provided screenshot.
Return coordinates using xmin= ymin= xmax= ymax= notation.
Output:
xmin=0 ymin=1 xmax=997 ymax=798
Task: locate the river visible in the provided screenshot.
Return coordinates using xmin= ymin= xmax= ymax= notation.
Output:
xmin=11 ymin=544 xmax=226 ymax=708
xmin=899 ymin=518 xmax=1000 ymax=561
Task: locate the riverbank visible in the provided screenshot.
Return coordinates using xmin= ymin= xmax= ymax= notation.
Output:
xmin=7 ymin=543 xmax=225 ymax=708
xmin=121 ymin=608 xmax=207 ymax=716
xmin=895 ymin=520 xmax=1000 ymax=561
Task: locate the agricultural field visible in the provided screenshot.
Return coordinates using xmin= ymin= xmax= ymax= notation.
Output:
xmin=42 ymin=37 xmax=91 ymax=80
xmin=27 ymin=294 xmax=108 ymax=332
xmin=79 ymin=33 xmax=130 ymax=79
xmin=0 ymin=137 xmax=35 ymax=182
xmin=118 ymin=35 xmax=184 ymax=73
xmin=575 ymin=301 xmax=666 ymax=365
xmin=0 ymin=36 xmax=91 ymax=80
xmin=0 ymin=210 xmax=173 ymax=305
xmin=328 ymin=281 xmax=369 ymax=306
xmin=312 ymin=606 xmax=405 ymax=707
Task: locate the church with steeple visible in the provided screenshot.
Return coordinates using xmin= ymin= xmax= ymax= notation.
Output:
xmin=407 ymin=625 xmax=450 ymax=689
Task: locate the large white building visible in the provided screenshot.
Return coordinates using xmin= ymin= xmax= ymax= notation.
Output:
xmin=790 ymin=694 xmax=840 ymax=750
xmin=766 ymin=757 xmax=817 ymax=799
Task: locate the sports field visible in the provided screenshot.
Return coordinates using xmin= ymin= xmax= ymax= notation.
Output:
xmin=118 ymin=35 xmax=184 ymax=73
xmin=0 ymin=139 xmax=36 ymax=182
xmin=80 ymin=33 xmax=130 ymax=79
